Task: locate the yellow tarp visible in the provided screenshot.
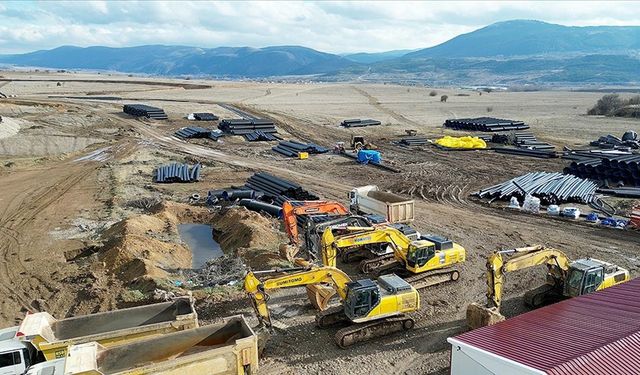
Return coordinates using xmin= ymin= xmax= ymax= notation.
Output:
xmin=435 ymin=136 xmax=487 ymax=149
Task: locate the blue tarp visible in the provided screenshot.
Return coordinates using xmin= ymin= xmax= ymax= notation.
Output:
xmin=357 ymin=150 xmax=381 ymax=164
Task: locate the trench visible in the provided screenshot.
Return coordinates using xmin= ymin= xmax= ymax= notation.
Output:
xmin=177 ymin=223 xmax=223 ymax=268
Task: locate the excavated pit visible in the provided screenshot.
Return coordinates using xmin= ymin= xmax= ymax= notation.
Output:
xmin=177 ymin=223 xmax=223 ymax=268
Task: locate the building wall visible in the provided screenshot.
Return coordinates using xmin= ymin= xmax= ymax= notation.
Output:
xmin=449 ymin=339 xmax=544 ymax=375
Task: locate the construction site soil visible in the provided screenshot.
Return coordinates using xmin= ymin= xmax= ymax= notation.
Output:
xmin=0 ymin=71 xmax=638 ymax=374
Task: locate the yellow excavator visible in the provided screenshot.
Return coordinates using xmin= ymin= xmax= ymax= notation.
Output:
xmin=243 ymin=265 xmax=419 ymax=348
xmin=467 ymin=245 xmax=630 ymax=329
xmin=321 ymin=226 xmax=465 ymax=290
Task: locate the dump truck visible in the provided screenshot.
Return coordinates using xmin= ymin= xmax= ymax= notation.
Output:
xmin=349 ymin=186 xmax=414 ymax=223
xmin=16 ymin=298 xmax=197 ymax=360
xmin=62 ymin=315 xmax=258 ymax=375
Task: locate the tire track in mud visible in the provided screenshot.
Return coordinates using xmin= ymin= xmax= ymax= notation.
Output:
xmin=0 ymin=166 xmax=97 ymax=321
xmin=351 ymin=86 xmax=423 ymax=127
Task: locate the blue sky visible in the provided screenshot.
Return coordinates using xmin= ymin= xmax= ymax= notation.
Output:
xmin=1 ymin=1 xmax=639 ymax=54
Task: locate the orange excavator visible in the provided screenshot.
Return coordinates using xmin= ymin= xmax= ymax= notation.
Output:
xmin=282 ymin=200 xmax=350 ymax=245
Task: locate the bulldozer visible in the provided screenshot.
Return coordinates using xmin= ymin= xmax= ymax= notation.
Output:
xmin=466 ymin=245 xmax=630 ymax=329
xmin=243 ymin=265 xmax=419 ymax=348
xmin=321 ymin=226 xmax=465 ymax=290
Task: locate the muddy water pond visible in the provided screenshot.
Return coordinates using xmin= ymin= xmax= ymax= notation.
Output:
xmin=178 ymin=224 xmax=223 ymax=268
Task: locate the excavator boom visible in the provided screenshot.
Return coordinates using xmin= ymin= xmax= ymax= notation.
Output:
xmin=321 ymin=226 xmax=409 ymax=267
xmin=282 ymin=200 xmax=349 ymax=245
xmin=244 ymin=266 xmax=352 ymax=327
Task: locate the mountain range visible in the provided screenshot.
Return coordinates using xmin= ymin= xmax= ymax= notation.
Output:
xmin=1 ymin=20 xmax=640 ymax=85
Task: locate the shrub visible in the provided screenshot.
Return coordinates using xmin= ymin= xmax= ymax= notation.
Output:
xmin=429 ymin=90 xmax=438 ymax=97
xmin=587 ymin=94 xmax=623 ymax=116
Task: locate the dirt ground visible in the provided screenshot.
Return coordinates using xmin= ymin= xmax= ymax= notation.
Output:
xmin=0 ymin=70 xmax=638 ymax=374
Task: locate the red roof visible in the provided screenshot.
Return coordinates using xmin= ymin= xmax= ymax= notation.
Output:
xmin=453 ymin=277 xmax=640 ymax=374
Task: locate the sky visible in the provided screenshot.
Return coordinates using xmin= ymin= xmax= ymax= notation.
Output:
xmin=1 ymin=1 xmax=639 ymax=54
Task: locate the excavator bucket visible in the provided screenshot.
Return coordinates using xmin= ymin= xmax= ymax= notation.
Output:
xmin=279 ymin=243 xmax=300 ymax=263
xmin=466 ymin=302 xmax=505 ymax=330
xmin=306 ymin=284 xmax=337 ymax=311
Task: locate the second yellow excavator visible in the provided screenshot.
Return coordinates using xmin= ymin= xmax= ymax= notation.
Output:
xmin=244 ymin=265 xmax=419 ymax=348
xmin=321 ymin=226 xmax=465 ymax=290
xmin=467 ymin=245 xmax=630 ymax=329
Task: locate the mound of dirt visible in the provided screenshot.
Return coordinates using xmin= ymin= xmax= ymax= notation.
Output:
xmin=211 ymin=206 xmax=288 ymax=270
xmin=98 ymin=201 xmax=212 ymax=289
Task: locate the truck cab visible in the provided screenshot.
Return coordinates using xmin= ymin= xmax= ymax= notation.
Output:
xmin=0 ymin=327 xmax=38 ymax=375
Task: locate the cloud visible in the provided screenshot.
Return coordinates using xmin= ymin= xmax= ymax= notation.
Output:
xmin=1 ymin=1 xmax=639 ymax=54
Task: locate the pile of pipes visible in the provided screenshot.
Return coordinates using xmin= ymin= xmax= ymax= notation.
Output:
xmin=564 ymin=155 xmax=640 ymax=187
xmin=154 ymin=163 xmax=201 ymax=183
xmin=272 ymin=140 xmax=329 ymax=157
xmin=494 ymin=147 xmax=557 ymax=158
xmin=590 ymin=131 xmax=639 ymax=150
xmin=175 ymin=127 xmax=210 ymax=139
xmin=175 ymin=127 xmax=223 ymax=141
xmin=444 ymin=117 xmax=529 ymax=132
xmin=123 ymin=104 xmax=168 ymax=120
xmin=193 ymin=113 xmax=218 ymax=121
xmin=206 ymin=189 xmax=282 ymax=217
xmin=478 ymin=134 xmax=509 ymax=144
xmin=341 ymin=119 xmax=382 ymax=128
xmin=474 ymin=172 xmax=598 ymax=204
xmin=244 ymin=131 xmax=280 ymax=142
xmin=218 ymin=119 xmax=277 ymax=135
xmin=398 ymin=136 xmax=428 ymax=147
xmin=514 ymin=132 xmax=555 ymax=150
xmin=244 ymin=172 xmax=319 ymax=205
xmin=493 ymin=132 xmax=557 ymax=158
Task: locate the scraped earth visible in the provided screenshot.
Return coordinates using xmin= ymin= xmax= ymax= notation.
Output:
xmin=0 ymin=71 xmax=638 ymax=374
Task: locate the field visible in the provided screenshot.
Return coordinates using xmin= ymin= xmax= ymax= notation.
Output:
xmin=0 ymin=71 xmax=638 ymax=374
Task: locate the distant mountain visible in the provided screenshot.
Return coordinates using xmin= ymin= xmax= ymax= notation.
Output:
xmin=343 ymin=50 xmax=414 ymax=63
xmin=2 ymin=20 xmax=640 ymax=84
xmin=0 ymin=45 xmax=357 ymax=77
xmin=407 ymin=20 xmax=640 ymax=58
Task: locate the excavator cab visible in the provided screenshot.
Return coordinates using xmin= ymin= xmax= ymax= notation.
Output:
xmin=564 ymin=260 xmax=606 ymax=297
xmin=343 ymin=279 xmax=381 ymax=320
xmin=405 ymin=240 xmax=436 ymax=268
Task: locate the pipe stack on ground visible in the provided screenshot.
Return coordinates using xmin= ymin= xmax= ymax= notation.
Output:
xmin=444 ymin=117 xmax=529 ymax=132
xmin=564 ymin=155 xmax=640 ymax=187
xmin=340 ymin=119 xmax=382 ymax=128
xmin=193 ymin=113 xmax=218 ymax=121
xmin=474 ymin=171 xmax=598 ymax=204
xmin=244 ymin=172 xmax=319 ymax=205
xmin=398 ymin=136 xmax=428 ymax=146
xmin=244 ymin=131 xmax=280 ymax=142
xmin=154 ymin=163 xmax=201 ymax=183
xmin=123 ymin=104 xmax=168 ymax=120
xmin=272 ymin=140 xmax=329 ymax=157
xmin=218 ymin=119 xmax=277 ymax=135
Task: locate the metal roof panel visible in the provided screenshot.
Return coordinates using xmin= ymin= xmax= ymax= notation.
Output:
xmin=453 ymin=278 xmax=640 ymax=373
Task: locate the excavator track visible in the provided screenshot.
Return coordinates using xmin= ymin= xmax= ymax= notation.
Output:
xmin=315 ymin=305 xmax=350 ymax=328
xmin=359 ymin=255 xmax=399 ymax=274
xmin=334 ymin=316 xmax=415 ymax=349
xmin=403 ymin=268 xmax=460 ymax=291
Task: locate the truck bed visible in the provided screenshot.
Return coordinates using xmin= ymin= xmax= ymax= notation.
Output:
xmin=65 ymin=315 xmax=258 ymax=375
xmin=19 ymin=298 xmax=198 ymax=360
